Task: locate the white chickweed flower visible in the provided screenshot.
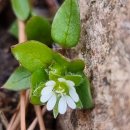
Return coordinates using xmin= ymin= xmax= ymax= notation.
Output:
xmin=40 ymin=78 xmax=79 ymax=114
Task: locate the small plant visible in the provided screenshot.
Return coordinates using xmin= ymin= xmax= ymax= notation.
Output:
xmin=3 ymin=0 xmax=93 ymax=129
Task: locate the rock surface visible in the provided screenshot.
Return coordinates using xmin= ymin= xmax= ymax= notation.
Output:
xmin=57 ymin=0 xmax=130 ymax=130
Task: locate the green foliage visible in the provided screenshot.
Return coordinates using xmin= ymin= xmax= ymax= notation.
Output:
xmin=11 ymin=0 xmax=30 ymax=20
xmin=3 ymin=67 xmax=31 ymax=91
xmin=64 ymin=75 xmax=83 ymax=86
xmin=67 ymin=59 xmax=85 ymax=73
xmin=25 ymin=16 xmax=52 ymax=46
xmin=76 ymin=100 xmax=83 ymax=109
xmin=51 ymin=0 xmax=80 ymax=48
xmin=49 ymin=62 xmax=66 ymax=80
xmin=9 ymin=20 xmax=18 ymax=38
xmin=9 ymin=40 xmax=93 ymax=109
xmin=11 ymin=41 xmax=53 ymax=72
xmin=6 ymin=0 xmax=93 ymax=115
xmin=53 ymin=52 xmax=69 ymax=66
xmin=76 ymin=72 xmax=94 ymax=108
xmin=53 ymin=96 xmax=60 ymax=118
xmin=30 ymin=68 xmax=48 ymax=104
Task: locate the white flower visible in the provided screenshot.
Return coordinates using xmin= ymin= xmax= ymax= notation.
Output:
xmin=40 ymin=78 xmax=79 ymax=114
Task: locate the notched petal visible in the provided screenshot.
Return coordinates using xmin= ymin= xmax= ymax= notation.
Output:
xmin=69 ymin=89 xmax=79 ymax=102
xmin=66 ymin=80 xmax=75 ymax=87
xmin=41 ymin=86 xmax=54 ymax=95
xmin=65 ymin=95 xmax=76 ymax=109
xmin=40 ymin=92 xmax=53 ymax=103
xmin=45 ymin=80 xmax=56 ymax=87
xmin=47 ymin=93 xmax=57 ymax=111
xmin=58 ymin=96 xmax=67 ymax=114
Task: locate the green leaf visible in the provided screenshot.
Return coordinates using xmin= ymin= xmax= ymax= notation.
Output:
xmin=9 ymin=20 xmax=18 ymax=38
xmin=31 ymin=9 xmax=38 ymax=16
xmin=11 ymin=0 xmax=30 ymax=20
xmin=51 ymin=0 xmax=80 ymax=48
xmin=30 ymin=83 xmax=45 ymax=105
xmin=49 ymin=61 xmax=67 ymax=80
xmin=53 ymin=107 xmax=59 ymax=118
xmin=68 ymin=59 xmax=85 ymax=73
xmin=76 ymin=99 xmax=83 ymax=109
xmin=49 ymin=72 xmax=61 ymax=81
xmin=76 ymin=73 xmax=94 ymax=109
xmin=48 ymin=52 xmax=69 ymax=80
xmin=11 ymin=40 xmax=53 ymax=72
xmin=64 ymin=74 xmax=83 ymax=86
xmin=53 ymin=52 xmax=69 ymax=65
xmin=25 ymin=16 xmax=52 ymax=46
xmin=49 ymin=52 xmax=70 ymax=80
xmin=30 ymin=68 xmax=48 ymax=105
xmin=32 ymin=82 xmax=44 ymax=97
xmin=3 ymin=66 xmax=31 ymax=91
xmin=53 ymin=96 xmax=60 ymax=118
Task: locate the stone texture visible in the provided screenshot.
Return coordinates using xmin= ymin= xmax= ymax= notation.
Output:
xmin=57 ymin=0 xmax=130 ymax=130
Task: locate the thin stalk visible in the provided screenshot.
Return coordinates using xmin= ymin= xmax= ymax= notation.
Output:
xmin=7 ymin=103 xmax=20 ymax=130
xmin=0 ymin=111 xmax=8 ymax=129
xmin=7 ymin=91 xmax=29 ymax=130
xmin=34 ymin=106 xmax=46 ymax=130
xmin=20 ymin=91 xmax=26 ymax=130
xmin=27 ymin=107 xmax=46 ymax=130
xmin=18 ymin=20 xmax=27 ymax=130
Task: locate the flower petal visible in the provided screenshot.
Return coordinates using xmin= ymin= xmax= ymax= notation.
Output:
xmin=69 ymin=85 xmax=76 ymax=92
xmin=58 ymin=96 xmax=67 ymax=114
xmin=45 ymin=80 xmax=56 ymax=87
xmin=41 ymin=86 xmax=54 ymax=96
xmin=69 ymin=89 xmax=79 ymax=102
xmin=58 ymin=78 xmax=66 ymax=82
xmin=65 ymin=95 xmax=76 ymax=109
xmin=66 ymin=80 xmax=75 ymax=87
xmin=40 ymin=92 xmax=53 ymax=103
xmin=47 ymin=93 xmax=57 ymax=111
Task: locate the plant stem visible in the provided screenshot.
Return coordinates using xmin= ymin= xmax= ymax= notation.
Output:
xmin=7 ymin=102 xmax=20 ymax=130
xmin=7 ymin=90 xmax=29 ymax=130
xmin=18 ymin=20 xmax=27 ymax=130
xmin=9 ymin=111 xmax=20 ymax=130
xmin=0 ymin=111 xmax=8 ymax=129
xmin=18 ymin=20 xmax=27 ymax=43
xmin=20 ymin=91 xmax=26 ymax=130
xmin=27 ymin=107 xmax=46 ymax=130
xmin=34 ymin=106 xmax=46 ymax=130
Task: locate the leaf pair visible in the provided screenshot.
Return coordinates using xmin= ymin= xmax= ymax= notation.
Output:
xmin=9 ymin=17 xmax=52 ymax=46
xmin=11 ymin=0 xmax=81 ymax=48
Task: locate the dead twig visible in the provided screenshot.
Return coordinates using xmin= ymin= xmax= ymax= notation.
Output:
xmin=7 ymin=102 xmax=20 ymax=130
xmin=27 ymin=107 xmax=46 ymax=130
xmin=0 ymin=111 xmax=8 ymax=129
xmin=34 ymin=106 xmax=46 ymax=130
xmin=7 ymin=91 xmax=29 ymax=130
